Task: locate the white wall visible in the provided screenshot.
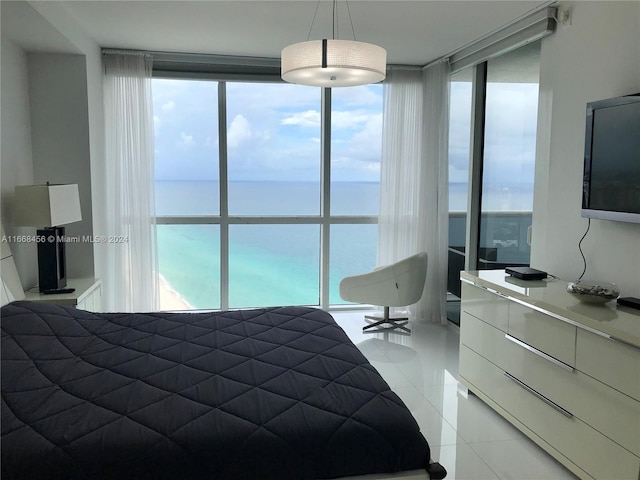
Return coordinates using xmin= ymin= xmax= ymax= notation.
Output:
xmin=0 ymin=37 xmax=38 ymax=287
xmin=27 ymin=1 xmax=107 ymax=286
xmin=532 ymin=1 xmax=640 ymax=296
xmin=28 ymin=53 xmax=95 ymax=279
xmin=0 ymin=0 xmax=105 ymax=290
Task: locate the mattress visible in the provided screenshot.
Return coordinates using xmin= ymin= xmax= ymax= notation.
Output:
xmin=1 ymin=301 xmax=432 ymax=479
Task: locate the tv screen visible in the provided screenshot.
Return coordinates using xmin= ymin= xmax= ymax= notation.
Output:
xmin=582 ymin=94 xmax=640 ymax=223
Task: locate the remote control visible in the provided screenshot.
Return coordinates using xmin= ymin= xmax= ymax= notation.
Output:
xmin=43 ymin=288 xmax=76 ymax=295
xmin=617 ymin=296 xmax=640 ymax=310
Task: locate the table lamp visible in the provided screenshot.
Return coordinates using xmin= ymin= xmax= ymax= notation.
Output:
xmin=14 ymin=183 xmax=82 ymax=292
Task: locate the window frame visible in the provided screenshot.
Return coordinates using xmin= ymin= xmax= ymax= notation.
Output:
xmin=153 ymin=75 xmax=379 ymax=311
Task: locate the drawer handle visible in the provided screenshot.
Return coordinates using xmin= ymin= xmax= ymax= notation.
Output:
xmin=609 ymin=335 xmax=640 ymax=352
xmin=504 ymin=372 xmax=573 ymax=418
xmin=505 ymin=334 xmax=575 ymax=372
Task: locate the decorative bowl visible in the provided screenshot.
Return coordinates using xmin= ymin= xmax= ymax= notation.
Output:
xmin=566 ymin=280 xmax=620 ymax=304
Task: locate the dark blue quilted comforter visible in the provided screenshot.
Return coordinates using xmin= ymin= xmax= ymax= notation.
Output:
xmin=1 ymin=301 xmax=430 ymax=479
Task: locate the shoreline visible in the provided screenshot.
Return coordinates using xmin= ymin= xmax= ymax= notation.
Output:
xmin=159 ymin=274 xmax=193 ymax=310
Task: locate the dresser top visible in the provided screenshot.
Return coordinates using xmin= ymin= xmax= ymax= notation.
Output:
xmin=461 ymin=270 xmax=640 ymax=348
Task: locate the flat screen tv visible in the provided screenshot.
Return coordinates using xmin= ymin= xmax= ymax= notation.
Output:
xmin=582 ymin=93 xmax=640 ymax=223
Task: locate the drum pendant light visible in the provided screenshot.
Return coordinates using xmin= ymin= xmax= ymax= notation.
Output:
xmin=281 ymin=1 xmax=386 ymax=87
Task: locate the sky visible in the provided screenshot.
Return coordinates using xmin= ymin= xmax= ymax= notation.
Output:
xmin=152 ymin=75 xmax=539 ymax=192
xmin=448 ymin=81 xmax=539 ymax=188
xmin=152 ymin=79 xmax=383 ymax=183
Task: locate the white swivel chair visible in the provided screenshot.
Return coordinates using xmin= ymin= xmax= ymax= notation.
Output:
xmin=339 ymin=252 xmax=428 ymax=334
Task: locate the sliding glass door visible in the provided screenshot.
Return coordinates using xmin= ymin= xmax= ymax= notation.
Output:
xmin=446 ymin=41 xmax=541 ymax=325
xmin=446 ymin=69 xmax=473 ymax=324
xmin=479 ymin=42 xmax=540 ymax=269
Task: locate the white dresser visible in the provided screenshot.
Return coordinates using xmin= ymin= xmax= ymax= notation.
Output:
xmin=459 ymin=270 xmax=640 ymax=480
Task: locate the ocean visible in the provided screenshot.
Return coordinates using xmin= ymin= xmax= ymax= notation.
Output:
xmin=155 ymin=181 xmax=533 ymax=309
xmin=449 ymin=182 xmax=534 ymax=212
xmin=155 ymin=181 xmax=379 ymax=309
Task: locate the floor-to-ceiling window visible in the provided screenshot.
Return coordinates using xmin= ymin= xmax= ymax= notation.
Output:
xmin=154 ymin=79 xmax=221 ymax=309
xmin=479 ymin=42 xmax=540 ymax=269
xmin=153 ymin=77 xmax=382 ymax=310
xmin=446 ymin=69 xmax=473 ymax=324
xmin=446 ymin=40 xmax=541 ymax=325
xmin=225 ymin=82 xmax=323 ymax=308
xmin=329 ymin=86 xmax=381 ymax=305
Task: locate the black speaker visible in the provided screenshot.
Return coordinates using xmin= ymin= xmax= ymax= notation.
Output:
xmin=37 ymin=226 xmax=67 ymax=291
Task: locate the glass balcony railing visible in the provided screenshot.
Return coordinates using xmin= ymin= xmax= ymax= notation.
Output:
xmin=447 ymin=210 xmax=532 ymax=324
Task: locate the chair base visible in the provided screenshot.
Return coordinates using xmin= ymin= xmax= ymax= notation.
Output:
xmin=363 ymin=307 xmax=411 ymax=334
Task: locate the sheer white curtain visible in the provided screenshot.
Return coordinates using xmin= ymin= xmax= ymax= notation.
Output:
xmin=101 ymin=51 xmax=158 ymax=311
xmin=377 ymin=62 xmax=450 ymax=325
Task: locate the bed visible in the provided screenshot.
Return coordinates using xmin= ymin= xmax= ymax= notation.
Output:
xmin=1 ymin=299 xmax=445 ymax=480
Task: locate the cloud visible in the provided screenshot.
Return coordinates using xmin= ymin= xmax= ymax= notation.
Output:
xmin=227 ymin=114 xmax=252 ymax=148
xmin=180 ymin=132 xmax=194 ymax=146
xmin=152 ymin=79 xmax=384 ymax=182
xmin=281 ymin=110 xmax=321 ymax=127
xmin=349 ymin=113 xmax=382 ymax=149
xmin=331 ymin=110 xmax=373 ymax=129
xmin=332 ymin=85 xmax=382 ymax=107
xmin=330 ymin=114 xmax=383 ymax=182
xmin=226 ymin=83 xmax=320 ymax=111
xmin=448 ymin=81 xmax=539 ymax=188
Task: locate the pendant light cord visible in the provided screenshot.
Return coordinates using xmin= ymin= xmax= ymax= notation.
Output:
xmin=307 ymin=0 xmax=358 ymax=41
xmin=306 ymin=1 xmax=322 ymax=41
xmin=333 ymin=0 xmax=337 ymax=39
xmin=345 ymin=0 xmax=357 ymax=41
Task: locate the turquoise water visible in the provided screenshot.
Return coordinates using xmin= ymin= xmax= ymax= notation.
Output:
xmin=156 ymin=181 xmax=379 ymax=309
xmin=157 ymin=224 xmax=221 ymax=308
xmin=156 ymin=181 xmax=532 ymax=309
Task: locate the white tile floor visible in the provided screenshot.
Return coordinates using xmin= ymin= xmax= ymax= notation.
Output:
xmin=332 ymin=311 xmax=579 ymax=480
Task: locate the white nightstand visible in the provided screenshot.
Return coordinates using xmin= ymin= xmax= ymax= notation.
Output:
xmin=24 ymin=278 xmax=102 ymax=311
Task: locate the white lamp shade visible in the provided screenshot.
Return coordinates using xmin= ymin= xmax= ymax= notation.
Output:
xmin=14 ymin=184 xmax=82 ymax=227
xmin=281 ymin=39 xmax=386 ymax=87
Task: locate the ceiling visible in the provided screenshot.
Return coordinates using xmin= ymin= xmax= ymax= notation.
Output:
xmin=30 ymin=0 xmax=552 ymax=67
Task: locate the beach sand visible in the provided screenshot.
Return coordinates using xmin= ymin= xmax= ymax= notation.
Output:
xmin=159 ymin=275 xmax=193 ymax=311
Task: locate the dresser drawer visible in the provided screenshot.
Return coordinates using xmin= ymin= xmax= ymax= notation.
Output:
xmin=460 ymin=311 xmax=509 ymax=367
xmin=461 ymin=282 xmax=509 ymax=331
xmin=504 ymin=333 xmax=640 ymax=456
xmin=508 ymin=302 xmax=576 ymax=366
xmin=460 ymin=345 xmax=640 ymax=480
xmin=576 ymin=329 xmax=640 ymax=401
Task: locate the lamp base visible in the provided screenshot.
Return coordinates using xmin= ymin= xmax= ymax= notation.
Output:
xmin=37 ymin=226 xmax=67 ymax=292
